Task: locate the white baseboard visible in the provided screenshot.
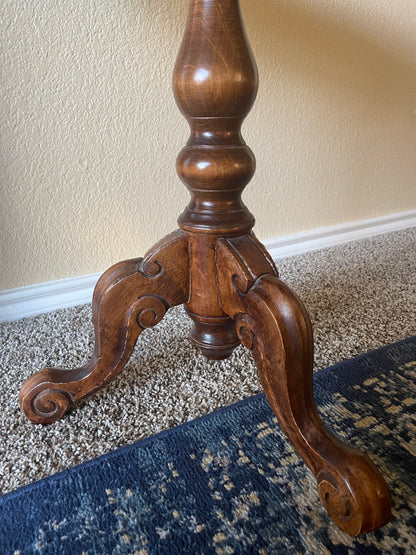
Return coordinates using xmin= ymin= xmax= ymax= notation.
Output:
xmin=0 ymin=273 xmax=101 ymax=323
xmin=1 ymin=209 xmax=415 ymax=323
xmin=263 ymin=209 xmax=416 ymax=259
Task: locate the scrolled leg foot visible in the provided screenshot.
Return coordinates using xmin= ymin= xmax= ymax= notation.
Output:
xmin=317 ymin=460 xmax=390 ymax=535
xmin=19 ymin=230 xmax=189 ymax=424
xmin=20 ymin=381 xmax=73 ymax=425
xmin=217 ymin=237 xmax=391 ymax=535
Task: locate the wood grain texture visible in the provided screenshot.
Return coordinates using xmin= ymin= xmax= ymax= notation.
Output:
xmin=19 ymin=230 xmax=189 ymax=424
xmin=174 ymin=0 xmax=257 ymax=236
xmin=173 ymin=0 xmax=259 ymax=357
xmin=217 ymin=236 xmax=391 ymax=535
xmin=18 ymin=0 xmax=391 ymax=536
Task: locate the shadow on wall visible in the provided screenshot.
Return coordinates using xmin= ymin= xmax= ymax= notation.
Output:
xmin=124 ymin=0 xmax=416 ymax=233
xmin=124 ymin=0 xmax=189 ymax=52
xmin=137 ymin=0 xmax=416 ymax=119
xmin=125 ymin=0 xmax=416 ymax=143
xmin=244 ymin=0 xmax=416 ymax=123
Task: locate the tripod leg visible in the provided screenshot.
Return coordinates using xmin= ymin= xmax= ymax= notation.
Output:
xmin=217 ymin=237 xmax=391 ymax=535
xmin=19 ymin=230 xmax=189 ymax=424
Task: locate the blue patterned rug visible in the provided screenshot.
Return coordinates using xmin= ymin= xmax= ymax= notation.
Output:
xmin=1 ymin=337 xmax=416 ymax=554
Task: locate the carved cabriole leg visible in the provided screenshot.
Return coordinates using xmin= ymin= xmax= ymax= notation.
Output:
xmin=217 ymin=236 xmax=391 ymax=535
xmin=19 ymin=230 xmax=189 ymax=424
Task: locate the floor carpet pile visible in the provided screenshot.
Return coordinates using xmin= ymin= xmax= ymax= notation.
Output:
xmin=1 ymin=338 xmax=416 ymax=553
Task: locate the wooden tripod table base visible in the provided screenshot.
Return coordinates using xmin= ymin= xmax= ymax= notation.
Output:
xmin=19 ymin=0 xmax=391 ymax=536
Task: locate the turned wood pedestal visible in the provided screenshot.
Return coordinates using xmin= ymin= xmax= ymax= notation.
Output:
xmin=19 ymin=0 xmax=391 ymax=536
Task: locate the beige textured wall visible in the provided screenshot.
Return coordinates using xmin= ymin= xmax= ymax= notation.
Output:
xmin=1 ymin=0 xmax=416 ymax=290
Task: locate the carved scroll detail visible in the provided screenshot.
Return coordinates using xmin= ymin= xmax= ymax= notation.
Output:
xmin=138 ymin=259 xmax=163 ymax=279
xmin=135 ymin=295 xmax=169 ymax=330
xmin=217 ymin=237 xmax=391 ymax=535
xmin=235 ymin=313 xmax=256 ymax=350
xmin=19 ymin=230 xmax=189 ymax=424
xmin=29 ymin=387 xmax=73 ymax=422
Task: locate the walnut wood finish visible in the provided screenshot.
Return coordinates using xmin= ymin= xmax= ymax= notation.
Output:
xmin=173 ymin=0 xmax=257 ymax=359
xmin=217 ymin=235 xmax=391 ymax=535
xmin=19 ymin=230 xmax=189 ymax=424
xmin=19 ymin=0 xmax=391 ymax=535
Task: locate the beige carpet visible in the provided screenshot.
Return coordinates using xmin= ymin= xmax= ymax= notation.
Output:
xmin=1 ymin=227 xmax=415 ymax=495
